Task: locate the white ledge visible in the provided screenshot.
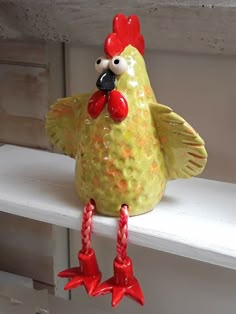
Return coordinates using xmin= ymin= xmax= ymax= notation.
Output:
xmin=0 ymin=144 xmax=236 ymax=270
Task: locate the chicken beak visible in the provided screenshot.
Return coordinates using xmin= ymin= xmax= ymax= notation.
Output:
xmin=96 ymin=70 xmax=115 ymax=92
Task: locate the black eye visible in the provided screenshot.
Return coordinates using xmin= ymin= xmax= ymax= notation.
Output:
xmin=114 ymin=59 xmax=119 ymax=65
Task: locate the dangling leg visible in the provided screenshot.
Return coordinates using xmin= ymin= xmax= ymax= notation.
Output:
xmin=93 ymin=204 xmax=144 ymax=307
xmin=58 ymin=200 xmax=101 ymax=295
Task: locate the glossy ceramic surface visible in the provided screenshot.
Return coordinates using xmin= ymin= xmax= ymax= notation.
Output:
xmin=45 ymin=15 xmax=207 ymax=217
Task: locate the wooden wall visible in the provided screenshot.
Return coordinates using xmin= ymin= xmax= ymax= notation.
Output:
xmin=0 ymin=40 xmax=68 ymax=297
xmin=0 ymin=41 xmax=63 ymax=149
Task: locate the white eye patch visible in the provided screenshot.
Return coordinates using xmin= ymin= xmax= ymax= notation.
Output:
xmin=109 ymin=56 xmax=128 ymax=75
xmin=95 ymin=57 xmax=110 ymax=73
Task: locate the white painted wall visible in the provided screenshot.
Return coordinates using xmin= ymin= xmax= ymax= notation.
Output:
xmin=66 ymin=44 xmax=236 ymax=313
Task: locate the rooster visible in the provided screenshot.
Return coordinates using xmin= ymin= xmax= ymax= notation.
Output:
xmin=45 ymin=14 xmax=207 ymax=307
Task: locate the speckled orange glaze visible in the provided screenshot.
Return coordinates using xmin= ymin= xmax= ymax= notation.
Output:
xmin=46 ymin=46 xmax=207 ymax=217
xmin=73 ymin=46 xmax=167 ymax=216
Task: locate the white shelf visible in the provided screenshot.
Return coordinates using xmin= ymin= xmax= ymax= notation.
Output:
xmin=0 ymin=271 xmax=33 ymax=288
xmin=1 ymin=1 xmax=236 ymax=55
xmin=0 ymin=144 xmax=236 ymax=271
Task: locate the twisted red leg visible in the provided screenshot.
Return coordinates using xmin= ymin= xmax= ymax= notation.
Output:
xmin=93 ymin=205 xmax=144 ymax=307
xmin=58 ymin=200 xmax=101 ymax=294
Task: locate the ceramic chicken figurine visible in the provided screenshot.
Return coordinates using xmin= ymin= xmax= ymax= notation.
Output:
xmin=45 ymin=14 xmax=207 ymax=307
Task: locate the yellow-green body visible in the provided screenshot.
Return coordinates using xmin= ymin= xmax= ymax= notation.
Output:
xmin=46 ymin=45 xmax=207 ymax=217
xmin=76 ymin=49 xmax=166 ymax=215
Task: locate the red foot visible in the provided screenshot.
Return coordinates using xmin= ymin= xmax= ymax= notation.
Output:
xmin=58 ymin=248 xmax=101 ymax=295
xmin=93 ymin=257 xmax=144 ymax=307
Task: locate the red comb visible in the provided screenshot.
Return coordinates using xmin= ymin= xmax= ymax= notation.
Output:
xmin=104 ymin=14 xmax=145 ymax=57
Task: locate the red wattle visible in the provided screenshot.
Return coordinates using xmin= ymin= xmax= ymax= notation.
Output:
xmin=108 ymin=90 xmax=128 ymax=122
xmin=88 ymin=91 xmax=107 ymax=119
